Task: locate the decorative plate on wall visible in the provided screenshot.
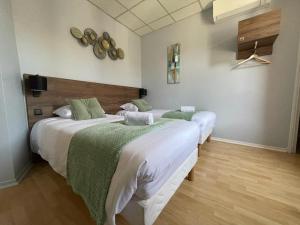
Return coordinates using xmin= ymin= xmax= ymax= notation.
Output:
xmin=84 ymin=28 xmax=97 ymax=45
xmin=70 ymin=27 xmax=124 ymax=61
xmin=110 ymin=38 xmax=116 ymax=48
xmin=70 ymin=27 xmax=83 ymax=39
xmin=117 ymin=48 xmax=124 ymax=59
xmin=93 ymin=43 xmax=106 ymax=59
xmin=101 ymin=39 xmax=110 ymax=50
xmin=167 ymin=43 xmax=180 ymax=84
xmin=108 ymin=48 xmax=118 ymax=60
xmin=103 ymin=32 xmax=110 ymax=40
xmin=81 ymin=35 xmax=89 ymax=46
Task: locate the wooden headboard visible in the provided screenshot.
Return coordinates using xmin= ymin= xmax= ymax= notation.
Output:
xmin=23 ymin=74 xmax=139 ymax=128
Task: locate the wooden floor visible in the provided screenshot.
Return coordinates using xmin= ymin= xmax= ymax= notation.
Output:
xmin=1 ymin=141 xmax=300 ymax=225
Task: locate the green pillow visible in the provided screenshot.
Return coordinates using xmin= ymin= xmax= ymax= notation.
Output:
xmin=70 ymin=97 xmax=105 ymax=120
xmin=132 ymin=99 xmax=152 ymax=112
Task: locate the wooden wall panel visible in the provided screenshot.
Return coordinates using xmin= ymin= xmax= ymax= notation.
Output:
xmin=24 ymin=74 xmax=140 ymax=128
xmin=237 ymin=9 xmax=281 ymax=60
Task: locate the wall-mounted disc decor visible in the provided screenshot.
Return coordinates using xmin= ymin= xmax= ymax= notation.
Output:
xmin=70 ymin=27 xmax=125 ymax=60
xmin=110 ymin=38 xmax=116 ymax=48
xmin=101 ymin=39 xmax=110 ymax=50
xmin=97 ymin=37 xmax=104 ymax=49
xmin=70 ymin=27 xmax=83 ymax=39
xmin=84 ymin=28 xmax=97 ymax=45
xmin=108 ymin=48 xmax=118 ymax=60
xmin=117 ymin=48 xmax=124 ymax=59
xmin=93 ymin=43 xmax=106 ymax=59
xmin=103 ymin=32 xmax=110 ymax=40
xmin=81 ymin=35 xmax=89 ymax=46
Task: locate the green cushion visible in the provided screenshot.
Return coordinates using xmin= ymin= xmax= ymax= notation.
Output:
xmin=70 ymin=98 xmax=105 ymax=120
xmin=132 ymin=99 xmax=152 ymax=112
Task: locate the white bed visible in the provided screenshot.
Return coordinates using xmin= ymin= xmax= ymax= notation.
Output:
xmin=117 ymin=109 xmax=216 ymax=145
xmin=30 ymin=114 xmax=199 ymax=225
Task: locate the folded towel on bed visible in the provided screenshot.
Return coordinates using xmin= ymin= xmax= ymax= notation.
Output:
xmin=124 ymin=111 xmax=154 ymax=125
xmin=181 ymin=106 xmax=195 ymax=112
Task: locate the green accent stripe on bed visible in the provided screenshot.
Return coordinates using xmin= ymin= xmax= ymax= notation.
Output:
xmin=162 ymin=111 xmax=195 ymax=121
xmin=67 ymin=119 xmax=172 ymax=225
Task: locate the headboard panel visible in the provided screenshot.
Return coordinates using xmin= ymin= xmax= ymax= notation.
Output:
xmin=24 ymin=74 xmax=139 ymax=128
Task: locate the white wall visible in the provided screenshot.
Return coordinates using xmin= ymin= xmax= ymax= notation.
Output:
xmin=11 ymin=0 xmax=142 ymax=88
xmin=0 ymin=0 xmax=142 ymax=187
xmin=142 ymin=0 xmax=300 ymax=148
xmin=0 ymin=0 xmax=30 ymax=188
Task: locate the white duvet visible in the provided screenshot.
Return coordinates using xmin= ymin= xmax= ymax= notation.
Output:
xmin=30 ymin=115 xmax=199 ymax=225
xmin=117 ymin=109 xmax=217 ymax=144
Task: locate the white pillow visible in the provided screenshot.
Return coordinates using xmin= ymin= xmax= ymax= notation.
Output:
xmin=180 ymin=106 xmax=195 ymax=112
xmin=53 ymin=105 xmax=72 ymax=119
xmin=120 ymin=103 xmax=138 ymax=112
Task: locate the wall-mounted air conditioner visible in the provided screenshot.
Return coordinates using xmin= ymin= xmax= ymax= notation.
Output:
xmin=213 ymin=0 xmax=271 ymax=23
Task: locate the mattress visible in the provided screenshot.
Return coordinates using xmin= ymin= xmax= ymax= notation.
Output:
xmin=121 ymin=148 xmax=198 ymax=225
xmin=30 ymin=115 xmax=199 ymax=200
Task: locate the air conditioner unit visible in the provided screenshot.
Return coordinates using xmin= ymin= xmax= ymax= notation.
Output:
xmin=213 ymin=0 xmax=271 ymax=22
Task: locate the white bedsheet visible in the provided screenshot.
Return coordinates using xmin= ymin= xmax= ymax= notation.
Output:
xmin=117 ymin=109 xmax=216 ymax=144
xmin=149 ymin=110 xmax=216 ymax=132
xmin=30 ymin=115 xmax=199 ymax=225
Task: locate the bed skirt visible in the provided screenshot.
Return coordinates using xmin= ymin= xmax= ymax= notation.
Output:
xmin=120 ymin=147 xmax=198 ymax=225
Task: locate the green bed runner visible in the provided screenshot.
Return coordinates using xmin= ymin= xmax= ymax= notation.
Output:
xmin=67 ymin=119 xmax=172 ymax=225
xmin=162 ymin=110 xmax=196 ymax=121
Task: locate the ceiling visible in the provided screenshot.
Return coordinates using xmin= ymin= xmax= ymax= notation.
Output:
xmin=88 ymin=0 xmax=214 ymax=36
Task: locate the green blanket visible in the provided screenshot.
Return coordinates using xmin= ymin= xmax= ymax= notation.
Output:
xmin=67 ymin=119 xmax=171 ymax=225
xmin=162 ymin=110 xmax=195 ymax=121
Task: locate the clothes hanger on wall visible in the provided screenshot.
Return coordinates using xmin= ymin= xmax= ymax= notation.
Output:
xmin=234 ymin=41 xmax=272 ymax=68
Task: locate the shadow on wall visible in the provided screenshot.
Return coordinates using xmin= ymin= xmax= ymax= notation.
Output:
xmin=200 ymin=8 xmax=215 ymax=25
xmin=200 ymin=9 xmax=237 ymax=67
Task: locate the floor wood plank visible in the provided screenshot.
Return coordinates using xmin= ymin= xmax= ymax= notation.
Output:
xmin=1 ymin=141 xmax=300 ymax=225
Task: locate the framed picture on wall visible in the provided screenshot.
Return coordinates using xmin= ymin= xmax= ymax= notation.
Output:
xmin=167 ymin=43 xmax=180 ymax=84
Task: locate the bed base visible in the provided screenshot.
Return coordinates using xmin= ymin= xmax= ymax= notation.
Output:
xmin=198 ymin=127 xmax=213 ymax=157
xmin=198 ymin=134 xmax=212 ymax=157
xmin=199 ymin=127 xmax=213 ymax=144
xmin=120 ymin=148 xmax=198 ymax=225
xmin=187 ymin=168 xmax=195 ymax=181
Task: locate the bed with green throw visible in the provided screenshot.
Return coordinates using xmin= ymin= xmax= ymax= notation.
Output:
xmin=30 ymin=114 xmax=200 ymax=225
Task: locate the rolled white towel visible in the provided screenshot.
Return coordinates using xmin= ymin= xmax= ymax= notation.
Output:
xmin=116 ymin=110 xmax=127 ymax=117
xmin=180 ymin=106 xmax=195 ymax=112
xmin=124 ymin=111 xmax=154 ymax=125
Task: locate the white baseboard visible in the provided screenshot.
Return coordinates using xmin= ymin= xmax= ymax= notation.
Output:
xmin=211 ymin=137 xmax=288 ymax=152
xmin=16 ymin=162 xmax=32 ymax=183
xmin=0 ymin=162 xmax=32 ymax=189
xmin=0 ymin=179 xmax=18 ymax=189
